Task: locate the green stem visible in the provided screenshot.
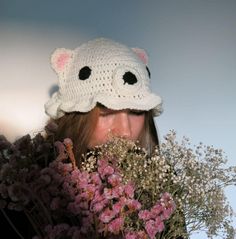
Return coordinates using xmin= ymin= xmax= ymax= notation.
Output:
xmin=1 ymin=209 xmax=25 ymax=239
xmin=24 ymin=209 xmax=43 ymax=239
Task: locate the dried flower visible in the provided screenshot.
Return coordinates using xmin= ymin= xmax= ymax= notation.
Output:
xmin=0 ymin=130 xmax=236 ymax=238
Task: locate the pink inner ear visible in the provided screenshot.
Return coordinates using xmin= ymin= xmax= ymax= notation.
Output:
xmin=132 ymin=48 xmax=148 ymax=65
xmin=56 ymin=53 xmax=71 ymax=70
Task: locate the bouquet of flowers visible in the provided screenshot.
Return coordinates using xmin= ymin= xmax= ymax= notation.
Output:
xmin=0 ymin=129 xmax=235 ymax=239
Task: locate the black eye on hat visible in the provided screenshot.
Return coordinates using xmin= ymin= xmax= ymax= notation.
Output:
xmin=146 ymin=66 xmax=151 ymax=78
xmin=78 ymin=66 xmax=91 ymax=80
xmin=123 ymin=71 xmax=138 ymax=85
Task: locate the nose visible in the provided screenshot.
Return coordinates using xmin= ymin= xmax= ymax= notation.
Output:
xmin=111 ymin=112 xmax=132 ymax=139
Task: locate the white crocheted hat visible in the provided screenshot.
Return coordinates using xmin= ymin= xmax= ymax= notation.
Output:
xmin=45 ymin=38 xmax=163 ymax=119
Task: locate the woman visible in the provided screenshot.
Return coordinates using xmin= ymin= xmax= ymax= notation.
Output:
xmin=44 ymin=38 xmax=186 ymax=238
xmin=2 ymin=38 xmax=186 ymax=238
xmin=45 ymin=37 xmax=163 ymax=165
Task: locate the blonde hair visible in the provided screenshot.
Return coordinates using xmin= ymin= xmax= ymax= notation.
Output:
xmin=46 ymin=106 xmax=159 ymax=167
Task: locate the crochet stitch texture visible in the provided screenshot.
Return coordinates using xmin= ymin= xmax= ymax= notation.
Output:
xmin=45 ymin=38 xmax=162 ymax=119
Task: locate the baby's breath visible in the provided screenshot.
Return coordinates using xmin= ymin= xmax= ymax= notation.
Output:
xmin=1 ymin=131 xmax=236 ymax=238
xmin=82 ymin=131 xmax=236 ymax=239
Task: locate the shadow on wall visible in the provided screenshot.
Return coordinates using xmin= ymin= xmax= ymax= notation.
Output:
xmin=49 ymin=84 xmax=59 ymax=97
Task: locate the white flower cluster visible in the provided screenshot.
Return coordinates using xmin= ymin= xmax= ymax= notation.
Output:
xmin=82 ymin=131 xmax=236 ymax=239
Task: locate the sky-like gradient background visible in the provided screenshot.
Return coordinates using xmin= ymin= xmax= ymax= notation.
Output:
xmin=0 ymin=0 xmax=235 ymax=238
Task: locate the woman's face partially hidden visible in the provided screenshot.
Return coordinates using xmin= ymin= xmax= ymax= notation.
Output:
xmin=88 ymin=107 xmax=145 ymax=148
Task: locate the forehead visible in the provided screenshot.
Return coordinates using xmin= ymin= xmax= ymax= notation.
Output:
xmin=97 ymin=103 xmax=145 ymax=113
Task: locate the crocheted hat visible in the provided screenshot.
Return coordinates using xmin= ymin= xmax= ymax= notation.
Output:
xmin=44 ymin=38 xmax=163 ymax=119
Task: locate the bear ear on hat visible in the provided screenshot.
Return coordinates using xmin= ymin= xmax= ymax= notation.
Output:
xmin=131 ymin=48 xmax=149 ymax=65
xmin=51 ymin=48 xmax=73 ymax=75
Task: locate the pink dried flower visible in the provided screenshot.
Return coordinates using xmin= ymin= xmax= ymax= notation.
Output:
xmin=91 ymin=172 xmax=102 ymax=185
xmin=99 ymin=165 xmax=114 ymax=179
xmin=138 ymin=210 xmax=152 ymax=221
xmin=97 ymin=158 xmax=117 ymax=179
xmin=91 ymin=199 xmax=108 ymax=213
xmin=0 ymin=135 xmax=181 ymax=239
xmin=67 ymin=201 xmax=81 ymax=214
xmin=126 ymin=199 xmax=141 ymax=212
xmin=112 ymin=185 xmax=124 ymax=197
xmin=162 ymin=207 xmax=174 ymax=220
xmin=7 ymin=183 xmax=29 ymax=205
xmin=125 ymin=231 xmax=147 ymax=239
xmin=150 ymin=203 xmax=163 ymax=217
xmin=80 ymin=184 xmax=96 ymax=200
xmin=125 ymin=232 xmax=137 ymax=239
xmin=154 ymin=217 xmax=165 ymax=233
xmin=44 ymin=223 xmax=70 ymax=238
xmin=62 ymin=180 xmax=77 ymax=197
xmin=108 ymin=173 xmax=122 ymax=187
xmin=145 ymin=219 xmax=161 ymax=239
xmin=78 ymin=171 xmax=90 ymax=189
xmin=112 ymin=198 xmax=126 ymax=214
xmin=81 ymin=214 xmax=94 ymax=233
xmin=91 ymin=190 xmax=104 ymax=204
xmin=99 ymin=207 xmax=117 ymax=223
xmin=107 ymin=217 xmax=124 ymax=234
xmin=50 ymin=197 xmax=61 ymax=210
xmin=78 ymin=201 xmax=89 ymax=210
xmin=160 ymin=192 xmax=175 ymax=220
xmin=103 ymin=187 xmax=120 ymax=200
xmin=70 ymin=169 xmax=81 ymax=184
xmin=124 ymin=182 xmax=135 ymax=198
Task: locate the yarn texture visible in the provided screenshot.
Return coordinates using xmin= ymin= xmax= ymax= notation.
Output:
xmin=45 ymin=38 xmax=162 ymax=119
